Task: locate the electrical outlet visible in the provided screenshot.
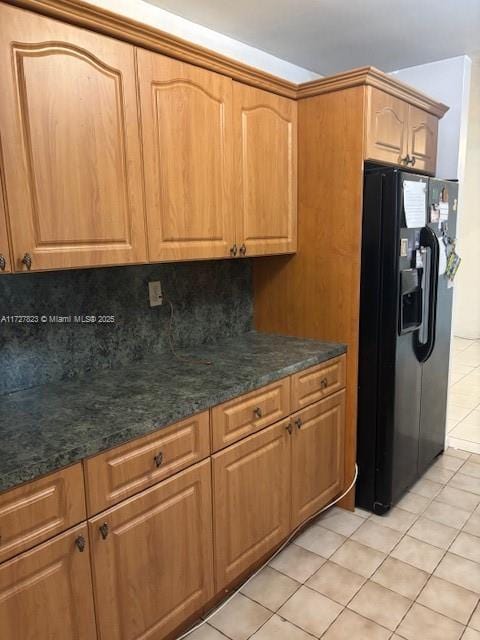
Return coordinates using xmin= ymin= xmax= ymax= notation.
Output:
xmin=148 ymin=281 xmax=163 ymax=307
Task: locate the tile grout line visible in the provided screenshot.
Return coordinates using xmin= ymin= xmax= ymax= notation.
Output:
xmin=204 ymin=448 xmax=480 ymax=640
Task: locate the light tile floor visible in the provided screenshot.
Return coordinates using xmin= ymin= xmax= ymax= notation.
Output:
xmin=448 ymin=337 xmax=480 ymax=454
xmin=185 ymin=448 xmax=480 ymax=640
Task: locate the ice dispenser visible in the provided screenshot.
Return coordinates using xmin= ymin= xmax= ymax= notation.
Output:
xmin=399 ymin=268 xmax=423 ymax=334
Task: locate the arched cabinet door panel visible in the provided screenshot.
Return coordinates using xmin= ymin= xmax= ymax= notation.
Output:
xmin=0 ymin=3 xmax=147 ymax=271
xmin=365 ymin=87 xmax=409 ymax=165
xmin=0 ymin=140 xmax=12 ymax=274
xmin=234 ymin=82 xmax=297 ymax=257
xmin=137 ymin=50 xmax=235 ymax=262
xmin=408 ymin=106 xmax=438 ymax=175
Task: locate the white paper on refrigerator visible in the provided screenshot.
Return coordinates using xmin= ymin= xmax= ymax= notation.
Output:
xmin=403 ymin=181 xmax=426 ymax=228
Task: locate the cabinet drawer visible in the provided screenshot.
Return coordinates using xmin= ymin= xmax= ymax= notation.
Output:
xmin=291 ymin=355 xmax=346 ymax=411
xmin=84 ymin=411 xmax=210 ymax=515
xmin=211 ymin=378 xmax=290 ymax=451
xmin=0 ymin=464 xmax=86 ymax=563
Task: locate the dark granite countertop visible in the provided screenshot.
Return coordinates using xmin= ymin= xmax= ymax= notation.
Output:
xmin=0 ymin=332 xmax=346 ymax=493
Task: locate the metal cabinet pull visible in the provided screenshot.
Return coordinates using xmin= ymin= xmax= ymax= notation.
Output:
xmin=0 ymin=255 xmax=6 ymax=271
xmin=21 ymin=253 xmax=32 ymax=270
xmin=230 ymin=244 xmax=238 ymax=257
xmin=285 ymin=422 xmax=293 ymax=435
xmin=400 ymin=155 xmax=410 ymax=165
xmin=320 ymin=378 xmax=328 ymax=389
xmin=410 ymin=156 xmax=416 ymax=166
xmin=239 ymin=243 xmax=247 ymax=256
xmin=75 ymin=535 xmax=86 ymax=552
xmin=294 ymin=417 xmax=303 ymax=429
xmin=253 ymin=407 xmax=263 ymax=419
xmin=154 ymin=452 xmax=163 ymax=468
xmin=99 ymin=522 xmax=109 ymax=540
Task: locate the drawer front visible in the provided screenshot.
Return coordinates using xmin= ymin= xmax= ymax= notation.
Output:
xmin=291 ymin=355 xmax=346 ymax=411
xmin=0 ymin=464 xmax=86 ymax=563
xmin=211 ymin=377 xmax=290 ymax=451
xmin=84 ymin=411 xmax=210 ymax=515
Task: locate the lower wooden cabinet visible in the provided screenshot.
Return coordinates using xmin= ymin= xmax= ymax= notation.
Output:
xmin=212 ymin=419 xmax=291 ymax=590
xmin=89 ymin=459 xmax=214 ymax=640
xmin=0 ymin=524 xmax=96 ymax=640
xmin=291 ymin=391 xmax=346 ymax=527
xmin=0 ymin=361 xmax=346 ymax=640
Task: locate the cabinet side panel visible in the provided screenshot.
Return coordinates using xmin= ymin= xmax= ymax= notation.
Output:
xmin=253 ymin=86 xmax=366 ymax=508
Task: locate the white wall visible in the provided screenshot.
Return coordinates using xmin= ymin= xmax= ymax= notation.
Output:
xmin=87 ymin=0 xmax=320 ymax=83
xmin=391 ymin=56 xmax=472 ymax=180
xmin=454 ymin=52 xmax=480 ymax=339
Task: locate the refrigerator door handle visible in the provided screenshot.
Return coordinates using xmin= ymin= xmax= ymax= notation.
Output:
xmin=414 ymin=226 xmax=439 ymax=363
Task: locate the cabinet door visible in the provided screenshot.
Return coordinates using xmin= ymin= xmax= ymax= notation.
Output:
xmin=0 ymin=524 xmax=96 ymax=640
xmin=408 ymin=106 xmax=438 ymax=175
xmin=213 ymin=420 xmax=291 ymax=590
xmin=89 ymin=460 xmax=213 ymax=640
xmin=0 ymin=4 xmax=147 ymax=271
xmin=291 ymin=391 xmax=345 ymax=528
xmin=234 ymin=82 xmax=297 ymax=256
xmin=0 ymin=148 xmax=12 ymax=274
xmin=365 ymin=87 xmax=409 ymax=166
xmin=137 ymin=50 xmax=235 ymax=262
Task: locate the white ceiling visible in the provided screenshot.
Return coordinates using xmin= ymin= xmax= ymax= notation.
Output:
xmin=144 ymin=0 xmax=480 ymax=75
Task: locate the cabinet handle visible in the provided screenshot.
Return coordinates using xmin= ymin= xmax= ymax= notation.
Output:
xmin=253 ymin=407 xmax=263 ymax=419
xmin=239 ymin=243 xmax=247 ymax=256
xmin=99 ymin=522 xmax=109 ymax=540
xmin=75 ymin=535 xmax=86 ymax=552
xmin=294 ymin=417 xmax=303 ymax=430
xmin=230 ymin=244 xmax=238 ymax=257
xmin=400 ymin=155 xmax=410 ymax=165
xmin=320 ymin=378 xmax=328 ymax=389
xmin=0 ymin=255 xmax=6 ymax=271
xmin=21 ymin=253 xmax=32 ymax=270
xmin=153 ymin=451 xmax=163 ymax=468
xmin=409 ymin=156 xmax=416 ymax=166
xmin=285 ymin=422 xmax=293 ymax=435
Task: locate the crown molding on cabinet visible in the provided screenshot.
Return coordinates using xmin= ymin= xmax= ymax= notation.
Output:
xmin=4 ymin=0 xmax=299 ymax=98
xmin=297 ymin=66 xmax=449 ymax=117
xmin=3 ymin=0 xmax=449 ymax=116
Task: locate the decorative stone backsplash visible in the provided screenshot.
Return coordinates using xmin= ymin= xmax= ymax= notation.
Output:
xmin=0 ymin=260 xmax=253 ymax=394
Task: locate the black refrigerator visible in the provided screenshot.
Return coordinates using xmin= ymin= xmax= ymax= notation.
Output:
xmin=356 ymin=163 xmax=458 ymax=514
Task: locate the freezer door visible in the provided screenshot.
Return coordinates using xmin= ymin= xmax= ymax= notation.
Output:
xmin=418 ymin=179 xmax=458 ymax=474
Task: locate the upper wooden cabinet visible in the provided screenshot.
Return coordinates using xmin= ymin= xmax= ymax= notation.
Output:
xmin=89 ymin=460 xmax=214 ymax=640
xmin=0 ymin=524 xmax=97 ymax=640
xmin=365 ymin=88 xmax=409 ymax=166
xmin=233 ymin=83 xmax=297 ymax=256
xmin=0 ymin=4 xmax=147 ymax=272
xmin=0 ymin=153 xmax=12 ymax=274
xmin=365 ymin=87 xmax=438 ymax=174
xmin=137 ymin=50 xmax=235 ymax=262
xmin=408 ymin=106 xmax=438 ymax=174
